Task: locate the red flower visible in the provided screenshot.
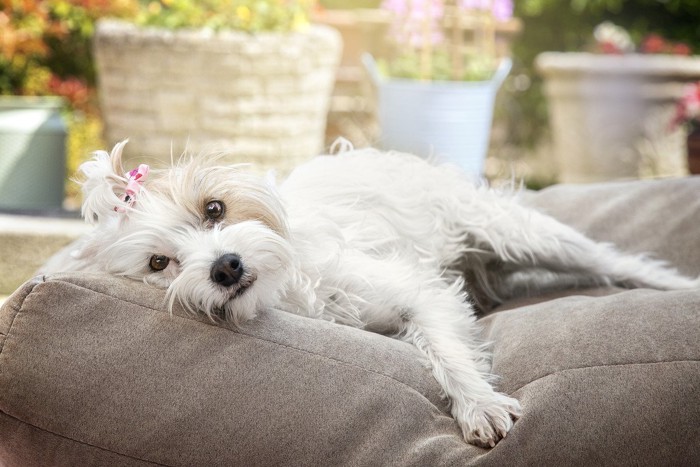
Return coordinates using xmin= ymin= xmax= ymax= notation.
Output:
xmin=640 ymin=33 xmax=692 ymax=56
xmin=47 ymin=75 xmax=90 ymax=110
xmin=672 ymin=43 xmax=691 ymax=56
xmin=640 ymin=34 xmax=666 ymax=54
xmin=598 ymin=41 xmax=623 ymax=55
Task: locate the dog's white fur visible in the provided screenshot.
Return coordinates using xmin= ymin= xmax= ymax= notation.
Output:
xmin=45 ymin=141 xmax=700 ymax=447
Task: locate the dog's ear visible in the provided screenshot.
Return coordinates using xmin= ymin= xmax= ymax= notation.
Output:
xmin=79 ymin=140 xmax=130 ymax=224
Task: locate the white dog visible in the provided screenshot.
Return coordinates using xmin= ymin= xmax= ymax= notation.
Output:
xmin=45 ymin=141 xmax=699 ymax=448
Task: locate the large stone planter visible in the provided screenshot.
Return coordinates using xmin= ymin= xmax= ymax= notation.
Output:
xmin=536 ymin=52 xmax=700 ymax=183
xmin=94 ymin=20 xmax=342 ymax=172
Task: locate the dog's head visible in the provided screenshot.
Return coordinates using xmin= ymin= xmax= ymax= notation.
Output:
xmin=73 ymin=141 xmax=294 ymax=325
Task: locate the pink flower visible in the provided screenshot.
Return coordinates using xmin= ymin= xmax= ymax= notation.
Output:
xmin=382 ymin=0 xmax=512 ymax=50
xmin=671 ymin=82 xmax=700 ymax=130
xmin=381 ymin=0 xmax=408 ymax=16
xmin=382 ymin=0 xmax=445 ymax=48
xmin=459 ymin=0 xmax=513 ymax=21
xmin=491 ymin=0 xmax=513 ymax=21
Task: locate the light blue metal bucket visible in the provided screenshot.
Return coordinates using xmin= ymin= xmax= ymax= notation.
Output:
xmin=364 ymin=54 xmax=511 ymax=176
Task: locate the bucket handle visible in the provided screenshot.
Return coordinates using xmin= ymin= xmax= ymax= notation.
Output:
xmin=491 ymin=57 xmax=512 ymax=90
xmin=362 ymin=53 xmax=382 ymax=87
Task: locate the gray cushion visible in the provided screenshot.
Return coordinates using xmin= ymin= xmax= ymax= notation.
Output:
xmin=1 ymin=177 xmax=699 ymax=466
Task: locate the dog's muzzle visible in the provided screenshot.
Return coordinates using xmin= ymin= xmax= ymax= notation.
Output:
xmin=210 ymin=253 xmax=244 ymax=287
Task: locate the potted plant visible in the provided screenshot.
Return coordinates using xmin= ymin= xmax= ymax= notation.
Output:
xmin=536 ymin=22 xmax=700 ymax=183
xmin=362 ymin=0 xmax=514 ymax=176
xmin=311 ymin=1 xmax=520 ymax=150
xmin=671 ymin=81 xmax=700 ymax=175
xmin=93 ymin=0 xmax=342 ymax=172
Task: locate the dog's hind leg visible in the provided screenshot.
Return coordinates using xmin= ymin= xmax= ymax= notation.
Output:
xmin=464 ymin=201 xmax=699 ymax=292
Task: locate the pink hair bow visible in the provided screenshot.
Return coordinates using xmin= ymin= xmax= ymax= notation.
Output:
xmin=115 ymin=164 xmax=149 ymax=213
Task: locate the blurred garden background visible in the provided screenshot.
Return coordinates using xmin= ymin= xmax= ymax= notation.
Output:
xmin=2 ymin=0 xmax=700 ymax=212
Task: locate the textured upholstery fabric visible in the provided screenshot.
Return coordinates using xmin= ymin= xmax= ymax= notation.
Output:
xmin=1 ymin=177 xmax=699 ymax=466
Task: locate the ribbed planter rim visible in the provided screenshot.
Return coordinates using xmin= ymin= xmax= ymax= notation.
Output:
xmin=0 ymin=96 xmax=65 ymax=110
xmin=536 ymin=52 xmax=700 ymax=77
xmin=95 ymin=18 xmax=341 ymax=47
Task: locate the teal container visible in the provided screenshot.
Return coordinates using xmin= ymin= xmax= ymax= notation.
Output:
xmin=0 ymin=96 xmax=67 ymax=210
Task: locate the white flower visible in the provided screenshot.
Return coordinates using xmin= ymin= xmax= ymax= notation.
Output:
xmin=593 ymin=21 xmax=634 ymax=53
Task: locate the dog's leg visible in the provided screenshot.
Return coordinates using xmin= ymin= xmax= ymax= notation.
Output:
xmin=398 ymin=282 xmax=522 ymax=447
xmin=464 ymin=200 xmax=699 ymax=292
xmin=335 ymin=254 xmax=521 ymax=447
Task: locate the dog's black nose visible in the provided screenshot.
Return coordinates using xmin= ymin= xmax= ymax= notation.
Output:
xmin=210 ymin=254 xmax=244 ymax=287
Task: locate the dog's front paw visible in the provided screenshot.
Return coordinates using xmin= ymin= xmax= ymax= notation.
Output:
xmin=454 ymin=392 xmax=522 ymax=448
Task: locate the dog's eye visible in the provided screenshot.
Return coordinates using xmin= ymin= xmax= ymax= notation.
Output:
xmin=149 ymin=255 xmax=170 ymax=271
xmin=205 ymin=200 xmax=225 ymax=220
